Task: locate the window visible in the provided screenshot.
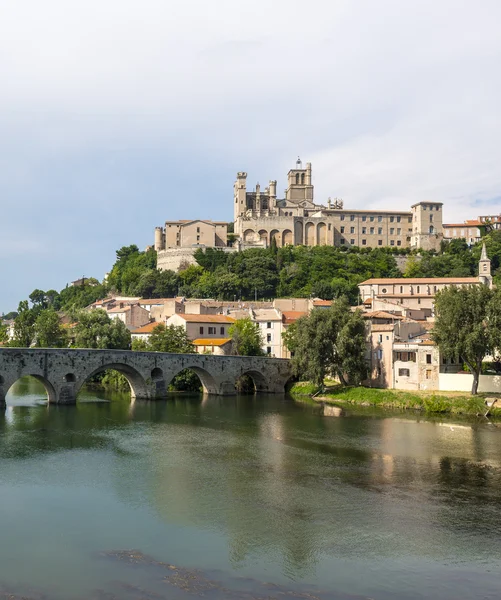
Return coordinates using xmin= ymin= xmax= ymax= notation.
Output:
xmin=426 ymin=369 xmax=432 ymax=380
xmin=390 ymin=240 xmax=395 ymax=246
xmin=350 ymin=226 xmax=355 ymax=233
xmin=423 ymin=205 xmax=427 ymax=210
xmin=434 ymin=285 xmax=437 ymax=292
xmin=429 ymin=226 xmax=434 ymax=234
xmin=390 ymin=216 xmax=394 ymax=223
xmin=397 ymin=228 xmax=401 ymax=235
xmin=350 ymin=215 xmax=355 ymax=221
xmin=436 ymin=205 xmax=440 ymax=211
xmin=362 ymin=239 xmax=367 ymax=245
xmin=370 ymin=227 xmax=374 ymax=234
xmin=378 ymin=240 xmax=382 ymax=246
xmin=362 ymin=216 xmax=367 ymax=222
xmin=362 ymin=227 xmax=367 ymax=234
xmin=430 ymin=214 xmax=433 ymax=222
xmin=220 ymin=327 xmax=225 ymax=334
xmin=408 ymin=217 xmax=412 ymax=223
xmin=378 ymin=216 xmax=382 ymax=222
xmin=417 ymin=285 xmax=420 ymax=293
xmin=397 ymin=216 xmax=401 ymax=223
xmin=196 ymin=235 xmax=200 ymax=241
xmin=426 ymin=353 xmax=432 ymax=364
xmin=399 ymin=368 xmax=410 ymax=377
xmin=378 ymin=334 xmax=383 ymax=343
xmin=381 ymin=288 xmax=387 ymax=293
xmin=340 ymin=238 xmax=345 ymax=244
xmin=208 ymin=327 xmax=216 ymax=334
xmin=390 ymin=228 xmax=394 ymax=235
xmin=199 ymin=327 xmax=204 ymax=334
xmin=397 ymin=240 xmax=401 ymax=246
xmin=378 ymin=227 xmax=383 ymax=234
xmin=396 ymin=352 xmax=416 ymax=362
xmin=197 ymin=227 xmax=200 ymax=233
xmin=350 ymin=239 xmax=355 ymax=245
xmin=340 ymin=215 xmax=345 ymax=221
xmin=400 ymin=285 xmax=403 ymax=293
xmin=267 ymin=333 xmax=272 ymax=342
xmin=267 ymin=322 xmax=272 ymax=328
xmin=267 ymin=347 xmax=272 ymax=354
xmin=370 ymin=216 xmax=375 ymax=222
xmin=296 ymin=173 xmax=300 ymax=184
xmin=301 ymin=173 xmax=305 ymax=184
xmin=340 ymin=226 xmax=345 ymax=233
xmin=328 ymin=223 xmax=331 ymax=230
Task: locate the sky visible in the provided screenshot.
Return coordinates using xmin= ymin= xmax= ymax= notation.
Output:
xmin=1 ymin=0 xmax=500 ymax=312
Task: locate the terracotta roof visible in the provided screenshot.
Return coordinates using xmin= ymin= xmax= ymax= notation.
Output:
xmin=359 ymin=277 xmax=480 ymax=285
xmin=139 ymin=298 xmax=180 ymax=305
xmin=371 ymin=324 xmax=395 ymax=332
xmin=131 ymin=322 xmax=161 ymax=334
xmin=363 ymin=311 xmax=404 ymax=320
xmin=108 ymin=306 xmax=131 ymax=313
xmin=193 ymin=338 xmax=232 ymax=346
xmin=363 ymin=298 xmax=373 ymax=305
xmin=282 ymin=311 xmax=308 ymax=324
xmin=312 ymin=299 xmax=332 ymax=306
xmin=171 ymin=314 xmax=235 ymax=323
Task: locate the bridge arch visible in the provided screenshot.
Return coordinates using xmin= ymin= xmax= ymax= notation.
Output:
xmin=237 ymin=370 xmax=268 ymax=393
xmin=165 ymin=365 xmax=220 ymax=395
xmin=77 ymin=363 xmax=150 ymax=401
xmin=6 ymin=374 xmax=57 ymax=404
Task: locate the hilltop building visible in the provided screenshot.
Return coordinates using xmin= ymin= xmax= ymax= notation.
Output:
xmin=233 ymin=158 xmax=444 ymax=251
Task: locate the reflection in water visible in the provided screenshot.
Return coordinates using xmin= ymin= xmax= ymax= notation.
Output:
xmin=1 ymin=378 xmax=501 ymax=600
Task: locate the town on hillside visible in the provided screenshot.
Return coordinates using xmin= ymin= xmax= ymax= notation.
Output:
xmin=1 ymin=159 xmax=500 ymax=396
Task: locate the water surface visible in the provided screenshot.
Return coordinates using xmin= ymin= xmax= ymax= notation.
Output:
xmin=1 ymin=377 xmax=501 ymax=599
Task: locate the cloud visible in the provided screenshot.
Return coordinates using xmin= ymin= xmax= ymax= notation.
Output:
xmin=0 ymin=0 xmax=500 ymax=310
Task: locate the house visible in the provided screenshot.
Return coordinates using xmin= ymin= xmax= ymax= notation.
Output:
xmin=166 ymin=314 xmax=235 ymax=341
xmin=192 ymin=338 xmax=233 ymax=356
xmin=131 ymin=321 xmax=160 ymax=343
xmin=250 ymin=308 xmax=283 ymax=356
xmin=107 ymin=304 xmax=151 ymax=329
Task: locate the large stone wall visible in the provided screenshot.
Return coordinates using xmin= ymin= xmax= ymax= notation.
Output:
xmin=0 ymin=349 xmax=292 ymax=405
xmin=157 ymin=247 xmax=237 ymax=272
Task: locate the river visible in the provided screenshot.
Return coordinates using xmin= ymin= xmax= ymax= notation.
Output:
xmin=1 ymin=377 xmax=501 ymax=600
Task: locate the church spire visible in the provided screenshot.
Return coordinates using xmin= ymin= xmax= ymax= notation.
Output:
xmin=478 ymin=242 xmax=493 ymax=288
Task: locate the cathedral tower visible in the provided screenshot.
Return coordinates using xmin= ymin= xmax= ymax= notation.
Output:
xmin=285 ymin=158 xmax=313 ymax=202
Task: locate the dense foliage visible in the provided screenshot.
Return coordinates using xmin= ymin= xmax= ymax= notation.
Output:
xmin=432 ymin=285 xmax=501 ymax=394
xmin=284 ymin=299 xmax=367 ymax=388
xmin=228 ymin=318 xmax=264 ymax=356
xmin=73 ymin=310 xmax=131 ymax=350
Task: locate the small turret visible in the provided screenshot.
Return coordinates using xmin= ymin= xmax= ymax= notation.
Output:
xmin=154 ymin=227 xmax=165 ymax=251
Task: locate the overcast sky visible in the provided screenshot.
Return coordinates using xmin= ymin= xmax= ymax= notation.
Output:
xmin=1 ymin=0 xmax=500 ymax=312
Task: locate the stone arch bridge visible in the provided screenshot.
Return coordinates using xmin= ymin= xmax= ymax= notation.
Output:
xmin=0 ymin=349 xmax=292 ymax=405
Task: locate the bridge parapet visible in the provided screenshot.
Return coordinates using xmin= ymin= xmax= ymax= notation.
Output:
xmin=0 ymin=349 xmax=292 ymax=405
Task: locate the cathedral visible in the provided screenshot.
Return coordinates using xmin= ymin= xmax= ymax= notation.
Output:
xmin=234 ymin=159 xmax=444 ymax=251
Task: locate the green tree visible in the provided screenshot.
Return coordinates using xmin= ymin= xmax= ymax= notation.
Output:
xmin=0 ymin=321 xmax=8 ymax=343
xmin=432 ymin=285 xmax=501 ymax=394
xmin=11 ymin=301 xmax=38 ymax=347
xmin=34 ymin=310 xmax=67 ymax=348
xmin=73 ymin=309 xmax=131 ymax=349
xmin=146 ymin=323 xmax=195 ymax=353
xmin=285 ymin=299 xmax=367 ymax=388
xmin=229 ymin=318 xmax=264 ymax=356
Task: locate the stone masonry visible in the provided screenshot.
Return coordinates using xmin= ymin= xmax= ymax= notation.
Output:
xmin=0 ymin=349 xmax=292 ymax=405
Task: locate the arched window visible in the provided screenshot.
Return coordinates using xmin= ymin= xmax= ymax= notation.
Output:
xmin=429 ymin=225 xmax=434 ymax=233
xmin=295 ymin=173 xmax=300 ymax=184
xmin=301 ymin=173 xmax=305 ymax=184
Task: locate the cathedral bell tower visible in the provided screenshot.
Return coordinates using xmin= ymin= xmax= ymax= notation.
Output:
xmin=285 ymin=157 xmax=313 ymax=202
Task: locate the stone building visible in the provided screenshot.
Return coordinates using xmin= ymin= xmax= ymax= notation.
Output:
xmin=234 ymin=158 xmax=444 ymax=251
xmin=155 ymin=219 xmax=231 ymax=272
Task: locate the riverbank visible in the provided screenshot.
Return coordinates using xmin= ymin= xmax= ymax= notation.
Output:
xmin=290 ymin=382 xmax=501 ymax=416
